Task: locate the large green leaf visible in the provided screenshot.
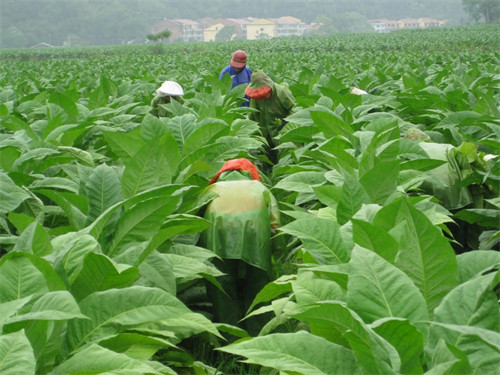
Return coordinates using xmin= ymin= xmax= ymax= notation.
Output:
xmin=359 ymin=160 xmax=400 ymax=205
xmin=456 ymin=250 xmax=500 ymax=283
xmin=4 ymin=291 xmax=86 ymax=325
xmin=0 ymin=253 xmax=65 ymax=303
xmin=0 ymin=172 xmax=30 ymax=214
xmin=373 ymin=198 xmax=459 ymax=313
xmin=12 ymin=219 xmax=53 ymax=256
xmin=351 ymin=219 xmax=398 ymax=263
xmin=0 ymin=330 xmax=36 ymax=375
xmin=70 ymin=253 xmax=139 ymax=301
xmin=51 ymin=343 xmax=173 ymax=375
xmin=50 ymin=232 xmax=100 ymax=285
xmin=121 ymin=138 xmax=167 ymax=198
xmin=372 ymin=318 xmax=424 ymax=374
xmin=107 ymin=194 xmax=180 ymax=257
xmin=219 ymin=331 xmax=361 ymax=375
xmin=66 ymin=286 xmax=194 ymax=351
xmin=347 ymin=246 xmax=428 ymax=323
xmin=274 ymin=171 xmax=326 ymax=193
xmin=0 ymin=297 xmax=31 ymax=329
xmin=138 ymin=251 xmax=176 ymax=295
xmin=337 ymin=171 xmax=371 ymax=225
xmin=433 ymin=272 xmax=499 ymax=332
xmin=85 ymin=163 xmax=122 ymax=224
xmin=426 ymin=340 xmax=472 ymax=375
xmin=279 ymin=217 xmax=349 ymax=264
xmin=182 ymin=118 xmax=229 ymax=155
xmin=293 ymin=301 xmax=400 ymax=374
xmin=292 ymin=275 xmax=344 ymax=305
xmin=166 ymin=113 xmax=198 ymax=151
xmin=427 ymin=322 xmax=500 ymax=374
xmin=103 ymin=128 xmax=144 ymax=163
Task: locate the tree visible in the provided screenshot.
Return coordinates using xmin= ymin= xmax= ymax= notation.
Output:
xmin=146 ymin=29 xmax=171 ymax=43
xmin=463 ymin=0 xmax=500 ymax=23
xmin=215 ymin=25 xmax=236 ymax=41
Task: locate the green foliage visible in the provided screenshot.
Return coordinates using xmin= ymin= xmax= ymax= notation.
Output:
xmin=0 ymin=26 xmax=499 ymax=374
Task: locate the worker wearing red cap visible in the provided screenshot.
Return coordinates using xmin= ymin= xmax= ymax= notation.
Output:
xmin=200 ymin=158 xmax=279 ymax=334
xmin=219 ymin=50 xmax=253 ymax=107
xmin=245 ymin=70 xmax=296 ymax=163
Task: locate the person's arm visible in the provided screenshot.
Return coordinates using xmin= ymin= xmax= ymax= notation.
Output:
xmin=219 ymin=66 xmax=229 ymax=80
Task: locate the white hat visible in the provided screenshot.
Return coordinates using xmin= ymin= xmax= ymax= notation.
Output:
xmin=156 ymin=81 xmax=184 ymax=97
xmin=350 ymin=87 xmax=368 ymax=95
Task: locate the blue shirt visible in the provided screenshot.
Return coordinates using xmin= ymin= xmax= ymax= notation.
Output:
xmin=219 ymin=65 xmax=253 ymax=106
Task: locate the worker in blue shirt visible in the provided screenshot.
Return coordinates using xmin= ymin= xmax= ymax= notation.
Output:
xmin=219 ymin=50 xmax=252 ymax=107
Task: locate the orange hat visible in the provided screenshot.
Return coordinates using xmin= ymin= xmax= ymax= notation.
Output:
xmin=230 ymin=50 xmax=247 ymax=68
xmin=209 ymin=158 xmax=261 ymax=184
xmin=245 ymin=85 xmax=272 ymax=99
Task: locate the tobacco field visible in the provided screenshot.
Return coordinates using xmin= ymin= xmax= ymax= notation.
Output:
xmin=0 ymin=25 xmax=499 ymax=374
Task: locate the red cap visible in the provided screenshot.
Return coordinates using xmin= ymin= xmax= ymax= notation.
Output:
xmin=209 ymin=158 xmax=261 ymax=184
xmin=230 ymin=50 xmax=247 ymax=68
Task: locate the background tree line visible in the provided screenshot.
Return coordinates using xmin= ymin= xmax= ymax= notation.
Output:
xmin=1 ymin=0 xmax=496 ymax=48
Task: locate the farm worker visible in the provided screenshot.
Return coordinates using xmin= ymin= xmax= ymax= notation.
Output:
xmin=150 ymin=80 xmax=184 ymax=117
xmin=200 ymin=158 xmax=280 ymax=335
xmin=245 ymin=70 xmax=296 ymax=163
xmin=219 ymin=50 xmax=252 ymax=107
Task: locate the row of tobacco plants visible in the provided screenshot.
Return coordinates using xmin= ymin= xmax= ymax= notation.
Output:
xmin=0 ymin=25 xmax=499 ymax=374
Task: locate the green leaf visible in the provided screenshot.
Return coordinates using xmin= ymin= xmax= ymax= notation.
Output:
xmin=0 ymin=172 xmax=30 ymax=214
xmin=167 ymin=114 xmax=198 ymax=151
xmin=86 ymin=164 xmax=122 ymax=224
xmin=310 ymin=108 xmax=353 ymax=140
xmin=337 ymin=172 xmax=370 ymax=225
xmin=48 ymin=91 xmax=78 ymax=123
xmin=51 ymin=343 xmax=172 ymax=375
xmin=247 ymin=275 xmax=295 ymax=313
xmin=100 ymin=332 xmax=176 ymax=360
xmin=50 ymin=232 xmax=100 ymax=285
xmin=138 ymin=251 xmax=176 ymax=295
xmin=219 ymin=331 xmax=361 ymax=375
xmin=371 ymin=318 xmax=424 ymax=375
xmin=426 ymin=340 xmax=472 ymax=375
xmin=0 ymin=253 xmax=65 ymax=303
xmin=274 ymin=171 xmax=326 ymax=193
xmin=292 ymin=275 xmax=345 ymax=305
xmin=0 ymin=330 xmax=36 ymax=375
xmin=279 ymin=217 xmax=349 ymax=264
xmin=103 ymin=128 xmax=144 ymax=163
xmin=293 ymin=301 xmax=400 ymax=374
xmin=347 ymin=246 xmax=429 ymax=323
xmin=455 ymin=208 xmax=500 ymax=227
xmin=12 ymin=219 xmax=53 ymax=256
xmin=4 ymin=291 xmax=87 ymax=324
xmin=373 ymin=198 xmax=459 ymax=313
xmin=107 ymin=194 xmax=180 ymax=257
xmin=427 ymin=322 xmax=500 ymax=373
xmin=34 ymin=189 xmax=87 ymax=229
xmin=66 ymin=286 xmax=194 ymax=351
xmin=359 ymin=160 xmax=400 ymax=205
xmin=70 ymin=253 xmax=139 ymax=301
xmin=456 ymin=250 xmax=500 ymax=283
xmin=434 ymin=272 xmax=499 ymax=332
xmin=121 ymin=138 xmax=167 ymax=198
xmin=0 ymin=297 xmax=32 ymax=328
xmin=183 ymin=118 xmax=229 ymax=155
xmin=352 ymin=219 xmax=398 ymax=263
